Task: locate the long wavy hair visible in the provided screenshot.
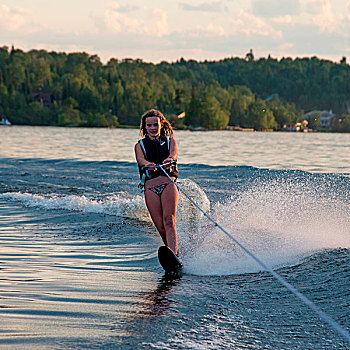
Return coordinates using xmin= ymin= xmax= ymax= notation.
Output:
xmin=139 ymin=109 xmax=174 ymax=138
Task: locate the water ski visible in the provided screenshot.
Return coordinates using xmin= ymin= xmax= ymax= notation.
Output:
xmin=158 ymin=246 xmax=183 ymax=273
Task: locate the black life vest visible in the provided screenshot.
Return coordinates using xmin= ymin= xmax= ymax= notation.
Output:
xmin=138 ymin=136 xmax=178 ymax=186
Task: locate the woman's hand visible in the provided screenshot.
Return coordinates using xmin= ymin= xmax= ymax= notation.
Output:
xmin=144 ymin=162 xmax=157 ymax=171
xmin=163 ymin=157 xmax=174 ymax=163
xmin=162 ymin=157 xmax=174 ymax=169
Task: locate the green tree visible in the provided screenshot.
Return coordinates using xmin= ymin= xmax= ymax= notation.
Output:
xmin=3 ymin=47 xmax=350 ymax=130
xmin=58 ymin=97 xmax=80 ymax=125
xmin=331 ymin=114 xmax=350 ymax=132
xmin=228 ymin=85 xmax=255 ymax=126
xmin=8 ymin=61 xmax=26 ymax=89
xmin=267 ymin=95 xmax=295 ymax=127
xmin=248 ymin=99 xmax=276 ymax=130
xmin=307 ymin=111 xmax=321 ymax=129
xmin=86 ymin=112 xmax=108 ymax=127
xmin=31 ymin=57 xmax=52 ymax=90
xmin=200 ymin=92 xmax=229 ymax=129
xmin=109 ymin=114 xmax=119 ymax=127
xmin=186 ymin=85 xmax=201 ymax=126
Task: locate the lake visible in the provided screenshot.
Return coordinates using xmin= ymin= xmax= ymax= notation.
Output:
xmin=0 ymin=126 xmax=349 ymax=349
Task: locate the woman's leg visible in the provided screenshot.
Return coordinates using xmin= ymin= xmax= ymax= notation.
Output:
xmin=144 ymin=190 xmax=167 ymax=245
xmin=161 ymin=183 xmax=179 ymax=254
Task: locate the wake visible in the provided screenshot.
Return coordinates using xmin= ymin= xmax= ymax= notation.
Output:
xmin=177 ymin=177 xmax=350 ymax=276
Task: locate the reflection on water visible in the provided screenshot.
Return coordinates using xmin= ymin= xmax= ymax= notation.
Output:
xmin=1 ymin=126 xmax=350 ymax=173
xmin=135 ymin=275 xmax=182 ymax=318
xmin=0 ymin=202 xmax=160 ymax=348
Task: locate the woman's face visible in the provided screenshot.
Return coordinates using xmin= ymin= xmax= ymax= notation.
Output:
xmin=145 ymin=116 xmax=161 ymax=139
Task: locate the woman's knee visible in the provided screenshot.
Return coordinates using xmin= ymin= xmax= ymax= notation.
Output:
xmin=163 ymin=214 xmax=176 ymax=229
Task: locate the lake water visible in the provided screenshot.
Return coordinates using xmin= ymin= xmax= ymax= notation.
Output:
xmin=1 ymin=126 xmax=350 ymax=173
xmin=0 ymin=126 xmax=350 ymax=349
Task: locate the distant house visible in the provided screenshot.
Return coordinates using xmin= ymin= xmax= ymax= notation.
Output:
xmin=32 ymin=92 xmax=54 ymax=108
xmin=303 ymin=110 xmax=335 ymax=129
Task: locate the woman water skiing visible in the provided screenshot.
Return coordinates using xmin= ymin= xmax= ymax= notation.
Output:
xmin=135 ymin=109 xmax=180 ymax=256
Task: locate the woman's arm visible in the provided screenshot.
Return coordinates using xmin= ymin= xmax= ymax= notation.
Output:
xmin=135 ymin=142 xmax=155 ymax=168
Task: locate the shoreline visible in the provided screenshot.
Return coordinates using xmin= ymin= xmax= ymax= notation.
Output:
xmin=1 ymin=124 xmax=344 ymax=133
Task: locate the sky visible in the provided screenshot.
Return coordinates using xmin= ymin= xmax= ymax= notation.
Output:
xmin=0 ymin=0 xmax=349 ymax=63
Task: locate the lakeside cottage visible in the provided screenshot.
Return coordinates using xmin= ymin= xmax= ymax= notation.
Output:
xmin=32 ymin=92 xmax=54 ymax=108
xmin=304 ymin=110 xmax=335 ymax=129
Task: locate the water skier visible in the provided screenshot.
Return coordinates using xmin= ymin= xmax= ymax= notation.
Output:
xmin=135 ymin=109 xmax=180 ymax=256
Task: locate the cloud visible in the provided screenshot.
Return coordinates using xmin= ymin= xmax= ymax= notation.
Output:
xmin=1 ymin=16 xmax=344 ymax=65
xmin=201 ymin=23 xmax=225 ymax=36
xmin=115 ymin=4 xmax=139 ymax=13
xmin=177 ymin=23 xmax=226 ymax=38
xmin=0 ymin=4 xmax=29 ymax=31
xmin=179 ymin=1 xmax=228 ymax=12
xmin=0 ymin=0 xmax=348 ymax=64
xmin=104 ymin=3 xmax=142 ymax=33
xmin=270 ymin=15 xmax=293 ymax=24
xmin=304 ymin=0 xmax=320 ymax=15
xmin=281 ymin=22 xmax=346 ymax=57
xmin=230 ymin=10 xmax=282 ymax=39
xmin=252 ymin=0 xmax=300 ymax=18
xmin=104 ymin=3 xmax=169 ymax=37
xmin=303 ymin=0 xmax=338 ymax=32
xmin=152 ymin=8 xmax=169 ymax=37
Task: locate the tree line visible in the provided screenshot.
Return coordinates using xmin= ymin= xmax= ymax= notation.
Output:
xmin=1 ymin=46 xmax=350 ymax=131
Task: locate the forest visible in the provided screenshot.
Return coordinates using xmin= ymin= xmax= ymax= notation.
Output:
xmin=1 ymin=46 xmax=350 ymax=131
